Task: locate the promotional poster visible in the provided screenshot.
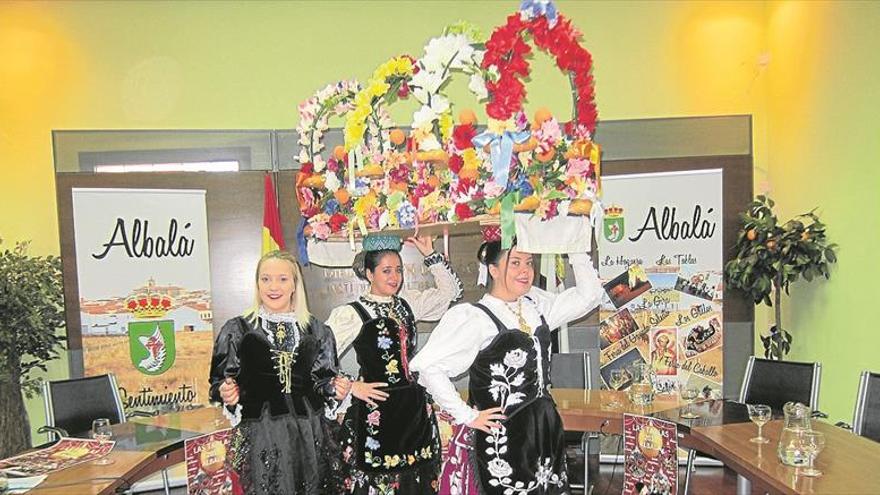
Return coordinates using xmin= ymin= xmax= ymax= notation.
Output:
xmin=72 ymin=188 xmax=214 ymax=413
xmin=598 ymin=170 xmax=724 ymax=399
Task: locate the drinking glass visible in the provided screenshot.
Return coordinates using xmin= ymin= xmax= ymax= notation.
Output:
xmin=798 ymin=430 xmax=826 ymax=477
xmin=91 ymin=418 xmax=115 ymax=465
xmin=679 ymin=387 xmax=700 ymax=419
xmin=747 ymin=404 xmax=772 ymax=444
xmin=607 ymin=369 xmax=625 ymax=408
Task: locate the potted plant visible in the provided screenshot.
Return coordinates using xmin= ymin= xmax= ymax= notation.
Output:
xmin=724 ymin=196 xmax=837 ymax=359
xmin=0 ymin=239 xmax=66 ymax=458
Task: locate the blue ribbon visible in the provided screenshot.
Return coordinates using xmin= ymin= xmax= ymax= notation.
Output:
xmin=520 ymin=0 xmax=558 ymax=27
xmin=296 ymin=217 xmax=310 ymax=266
xmin=472 ymin=129 xmax=531 ymax=188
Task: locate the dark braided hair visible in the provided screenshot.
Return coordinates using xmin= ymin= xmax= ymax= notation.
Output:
xmin=352 ymin=249 xmax=402 ymax=281
xmin=477 ymin=237 xmax=518 ymax=289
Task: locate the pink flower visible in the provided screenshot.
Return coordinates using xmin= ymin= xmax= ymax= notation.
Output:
xmin=566 ymin=157 xmax=590 ymax=178
xmin=367 ymin=410 xmax=381 ymax=426
xmin=311 ymin=222 xmax=331 ymax=240
xmin=483 ymin=180 xmax=506 ymax=199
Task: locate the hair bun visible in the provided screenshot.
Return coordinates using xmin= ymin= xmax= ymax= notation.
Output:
xmin=352 ymin=251 xmax=368 ymax=280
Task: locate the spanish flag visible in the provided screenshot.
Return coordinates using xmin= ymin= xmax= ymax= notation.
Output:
xmin=262 ymin=173 xmax=285 ymax=254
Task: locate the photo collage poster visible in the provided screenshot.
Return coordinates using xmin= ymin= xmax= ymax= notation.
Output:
xmin=72 ymin=188 xmax=214 ymax=414
xmin=597 ymin=170 xmax=723 ymax=398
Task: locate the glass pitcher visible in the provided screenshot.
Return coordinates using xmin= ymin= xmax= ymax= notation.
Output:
xmin=777 ymin=401 xmax=812 ymax=466
xmin=627 ymin=362 xmax=655 ymax=406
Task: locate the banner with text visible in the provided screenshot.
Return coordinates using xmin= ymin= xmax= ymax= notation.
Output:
xmin=72 ymin=188 xmax=213 ymax=413
xmin=598 ymin=170 xmax=723 ymax=398
xmin=623 ymin=414 xmax=678 ymax=495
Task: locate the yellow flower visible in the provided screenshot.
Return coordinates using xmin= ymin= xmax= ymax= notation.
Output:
xmin=383 ymin=454 xmax=401 ymax=469
xmin=462 ymin=148 xmax=480 ymax=171
xmin=487 ymin=118 xmax=516 ymax=134
xmin=385 ymin=359 xmax=399 ymax=375
xmin=408 ymin=455 xmax=417 ymax=465
xmin=439 ymin=111 xmax=454 ymax=142
xmin=353 ymin=192 xmax=378 ymax=217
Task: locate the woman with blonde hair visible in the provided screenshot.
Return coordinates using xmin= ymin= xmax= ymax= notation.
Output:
xmin=209 ymin=250 xmax=341 ymax=494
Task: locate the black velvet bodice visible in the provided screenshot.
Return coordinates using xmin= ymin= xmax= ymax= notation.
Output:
xmin=209 ymin=316 xmax=338 ymax=419
xmin=349 ymin=297 xmax=418 ymax=387
xmin=468 ymin=302 xmax=553 ymax=418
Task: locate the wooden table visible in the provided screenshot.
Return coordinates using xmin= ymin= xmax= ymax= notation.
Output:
xmin=18 ymin=394 xmax=880 ymax=495
xmin=25 ymin=407 xmax=228 ymax=494
xmin=551 ymin=388 xmax=685 ymax=434
xmin=691 ymin=419 xmax=880 ymax=495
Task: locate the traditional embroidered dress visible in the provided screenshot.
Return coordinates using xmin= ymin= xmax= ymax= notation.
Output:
xmin=327 ymin=252 xmax=463 ymax=494
xmin=410 ymin=253 xmax=604 ymax=495
xmin=209 ymin=310 xmax=340 ymax=494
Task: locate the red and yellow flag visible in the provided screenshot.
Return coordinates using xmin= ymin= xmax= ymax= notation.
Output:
xmin=262 ymin=173 xmax=285 ymax=254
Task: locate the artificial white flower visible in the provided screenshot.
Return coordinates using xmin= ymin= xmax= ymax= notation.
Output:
xmin=324 ymin=171 xmax=340 ymax=191
xmin=468 ymin=73 xmax=488 ymax=99
xmin=503 ymin=349 xmax=528 ymax=369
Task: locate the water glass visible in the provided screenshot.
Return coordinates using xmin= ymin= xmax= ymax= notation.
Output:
xmin=747 ymin=404 xmax=772 ymax=444
xmin=680 ymin=387 xmax=700 ymax=419
xmin=798 ymin=430 xmax=826 ymax=477
xmin=607 ymin=369 xmax=625 ymax=408
xmin=91 ymin=418 xmax=115 ymax=465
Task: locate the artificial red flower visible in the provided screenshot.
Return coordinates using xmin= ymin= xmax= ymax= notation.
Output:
xmin=328 ymin=213 xmax=348 ymax=233
xmin=453 ymin=124 xmax=477 ymax=151
xmin=455 ymin=202 xmax=474 ymax=221
xmin=448 ymin=154 xmax=464 ymax=175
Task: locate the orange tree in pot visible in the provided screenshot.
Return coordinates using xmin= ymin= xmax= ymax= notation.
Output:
xmin=724 ymin=196 xmax=838 ymax=359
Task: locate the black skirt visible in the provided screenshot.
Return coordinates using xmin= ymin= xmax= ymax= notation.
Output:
xmin=231 ymin=398 xmax=338 ymax=495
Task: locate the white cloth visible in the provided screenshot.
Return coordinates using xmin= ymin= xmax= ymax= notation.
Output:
xmin=326 ymin=258 xmax=463 ymax=355
xmin=409 ymin=253 xmax=603 ymax=425
xmin=514 ymin=211 xmax=592 ymax=254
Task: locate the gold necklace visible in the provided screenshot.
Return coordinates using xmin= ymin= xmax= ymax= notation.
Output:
xmin=507 ymin=299 xmax=532 ymax=335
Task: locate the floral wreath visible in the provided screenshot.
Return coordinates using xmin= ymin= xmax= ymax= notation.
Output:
xmin=409 ymin=23 xmax=488 ymax=155
xmin=482 ymin=4 xmax=597 ymax=135
xmin=343 ymin=55 xmax=415 ymax=153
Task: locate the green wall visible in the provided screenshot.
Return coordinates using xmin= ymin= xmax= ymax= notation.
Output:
xmin=0 ymin=0 xmax=876 ymax=440
xmin=763 ymin=1 xmax=880 ymax=421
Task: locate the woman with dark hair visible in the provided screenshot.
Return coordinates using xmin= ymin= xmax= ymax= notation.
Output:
xmin=328 ymin=234 xmax=463 ymax=494
xmin=411 ymin=226 xmax=604 ymax=495
xmin=209 ymin=250 xmax=342 ymax=494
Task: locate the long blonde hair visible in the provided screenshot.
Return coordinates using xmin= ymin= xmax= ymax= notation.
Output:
xmin=248 ymin=250 xmax=311 ymax=327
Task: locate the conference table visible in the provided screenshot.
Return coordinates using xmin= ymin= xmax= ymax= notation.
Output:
xmin=18 ymin=390 xmax=880 ymax=494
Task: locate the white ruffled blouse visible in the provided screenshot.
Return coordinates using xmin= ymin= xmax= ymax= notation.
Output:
xmin=409 ymin=252 xmax=604 ymax=425
xmin=325 ymin=253 xmax=463 ymax=356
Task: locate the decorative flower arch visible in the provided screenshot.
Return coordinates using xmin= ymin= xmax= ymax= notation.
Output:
xmin=482 ymin=11 xmax=597 ymax=137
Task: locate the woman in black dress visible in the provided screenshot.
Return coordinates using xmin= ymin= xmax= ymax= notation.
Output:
xmin=209 ymin=250 xmax=341 ymax=494
xmin=411 ymin=229 xmax=604 ymax=495
xmin=327 ymin=234 xmax=463 ymax=494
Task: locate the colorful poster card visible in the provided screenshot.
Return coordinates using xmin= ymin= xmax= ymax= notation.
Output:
xmin=185 ymin=429 xmax=235 ymax=495
xmin=0 ymin=438 xmax=115 ymax=476
xmin=623 ymin=414 xmax=678 ymax=495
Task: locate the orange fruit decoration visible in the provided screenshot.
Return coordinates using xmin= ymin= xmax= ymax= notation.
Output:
xmin=534 ymin=107 xmax=553 ymax=125
xmin=459 ymin=108 xmax=478 ymax=126
xmin=333 ymin=145 xmax=346 ymax=161
xmin=389 ymin=128 xmax=406 ymax=146
xmin=536 ymin=148 xmax=556 ymax=162
xmin=334 ymin=188 xmax=350 ymax=205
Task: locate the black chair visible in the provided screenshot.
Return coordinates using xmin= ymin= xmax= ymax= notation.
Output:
xmin=739 ymin=356 xmax=822 ymax=412
xmin=683 ymin=356 xmax=822 ymax=495
xmin=550 ymin=352 xmax=595 ymax=494
xmin=853 ymin=371 xmax=880 ymax=443
xmin=39 ymin=374 xmax=170 ymax=494
xmin=39 ymin=374 xmax=127 ymax=441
